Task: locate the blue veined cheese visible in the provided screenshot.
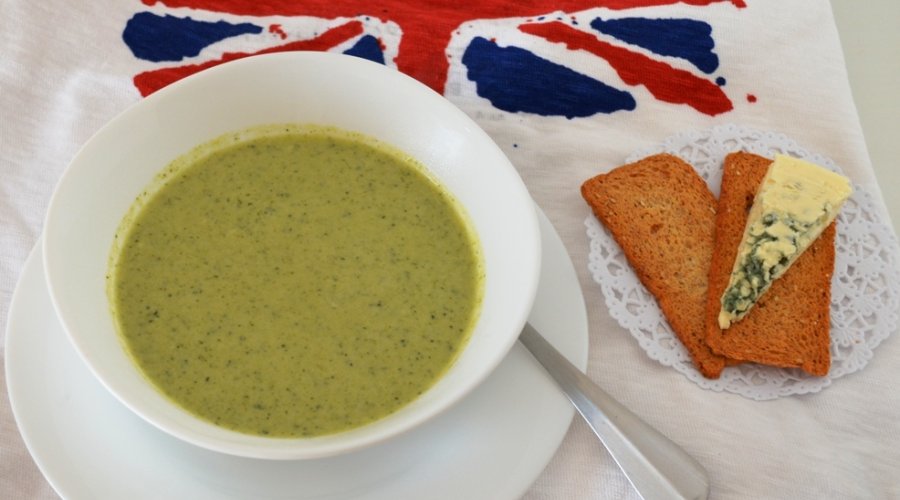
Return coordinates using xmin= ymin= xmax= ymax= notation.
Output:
xmin=718 ymin=155 xmax=852 ymax=329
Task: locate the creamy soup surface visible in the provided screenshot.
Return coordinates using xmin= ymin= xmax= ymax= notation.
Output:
xmin=108 ymin=125 xmax=483 ymax=437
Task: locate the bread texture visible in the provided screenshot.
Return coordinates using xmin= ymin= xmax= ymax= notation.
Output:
xmin=581 ymin=153 xmax=726 ymax=378
xmin=705 ymin=152 xmax=833 ymax=376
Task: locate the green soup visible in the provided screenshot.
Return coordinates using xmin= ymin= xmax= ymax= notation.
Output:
xmin=108 ymin=125 xmax=483 ymax=437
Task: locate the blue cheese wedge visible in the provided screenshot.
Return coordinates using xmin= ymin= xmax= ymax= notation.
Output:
xmin=718 ymin=154 xmax=852 ymax=329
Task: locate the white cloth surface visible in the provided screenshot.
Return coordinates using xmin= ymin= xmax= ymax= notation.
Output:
xmin=2 ymin=1 xmax=899 ymax=498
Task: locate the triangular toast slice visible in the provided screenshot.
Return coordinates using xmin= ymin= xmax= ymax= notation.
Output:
xmin=705 ymin=152 xmax=846 ymax=376
xmin=582 ymin=153 xmax=727 ymax=378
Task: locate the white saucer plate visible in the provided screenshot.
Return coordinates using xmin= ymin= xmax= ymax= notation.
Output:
xmin=6 ymin=209 xmax=588 ymax=500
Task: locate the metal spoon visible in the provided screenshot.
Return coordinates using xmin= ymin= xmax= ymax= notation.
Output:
xmin=519 ymin=322 xmax=710 ymax=500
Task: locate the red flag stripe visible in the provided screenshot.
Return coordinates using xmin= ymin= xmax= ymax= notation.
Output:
xmin=133 ymin=20 xmax=364 ymax=96
xmin=519 ymin=21 xmax=733 ymax=116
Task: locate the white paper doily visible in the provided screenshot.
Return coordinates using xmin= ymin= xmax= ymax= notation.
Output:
xmin=585 ymin=124 xmax=900 ymax=400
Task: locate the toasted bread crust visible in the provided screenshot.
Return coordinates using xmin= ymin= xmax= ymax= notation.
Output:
xmin=705 ymin=152 xmax=833 ymax=376
xmin=582 ymin=154 xmax=726 ymax=378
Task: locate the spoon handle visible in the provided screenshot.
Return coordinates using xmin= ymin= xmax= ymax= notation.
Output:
xmin=519 ymin=323 xmax=709 ymax=500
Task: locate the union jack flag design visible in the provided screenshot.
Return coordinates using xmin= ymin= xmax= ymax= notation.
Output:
xmin=124 ymin=0 xmax=746 ymax=118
